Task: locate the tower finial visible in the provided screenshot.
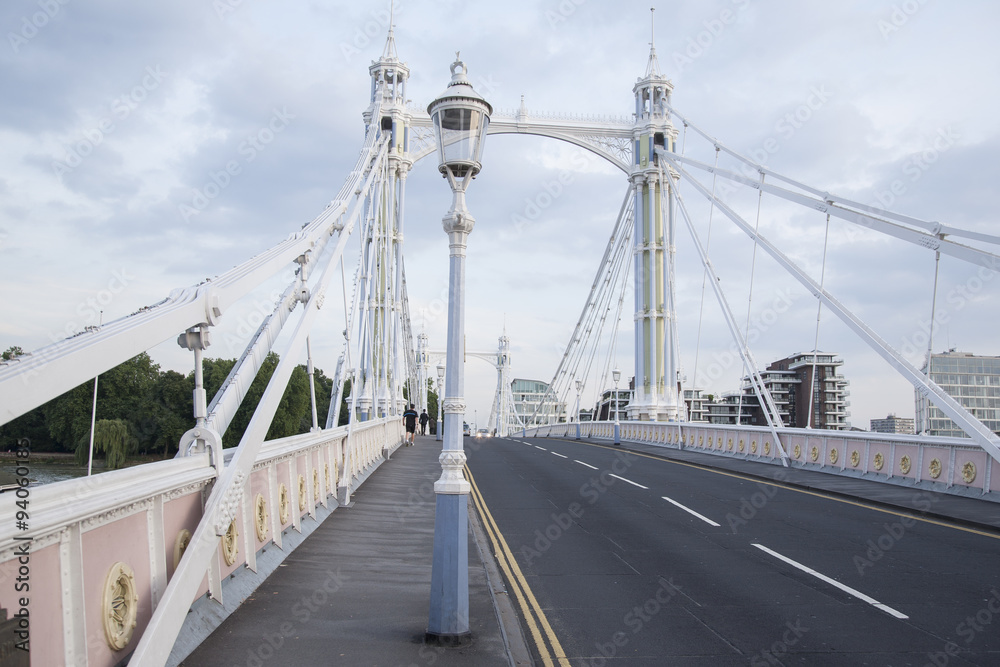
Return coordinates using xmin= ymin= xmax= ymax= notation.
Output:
xmin=381 ymin=0 xmax=398 ymax=60
xmin=644 ymin=7 xmax=662 ymax=78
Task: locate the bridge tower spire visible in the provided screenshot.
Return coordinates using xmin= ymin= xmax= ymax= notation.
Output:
xmin=629 ymin=14 xmax=682 ymax=421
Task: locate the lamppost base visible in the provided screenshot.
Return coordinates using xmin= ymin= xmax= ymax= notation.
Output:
xmin=428 ymin=493 xmax=470 ymax=637
xmin=424 ymin=630 xmax=474 ymax=647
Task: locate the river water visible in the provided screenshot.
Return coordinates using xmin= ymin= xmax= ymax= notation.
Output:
xmin=1 ymin=460 xmax=91 ymax=486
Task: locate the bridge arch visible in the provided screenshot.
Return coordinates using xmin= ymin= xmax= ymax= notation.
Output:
xmin=408 ymin=123 xmax=631 ymax=174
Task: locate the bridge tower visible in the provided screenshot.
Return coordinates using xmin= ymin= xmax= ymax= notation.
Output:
xmin=356 ymin=23 xmax=414 ymax=419
xmin=628 ymin=31 xmax=682 ymax=421
xmin=488 ymin=332 xmax=519 ymax=436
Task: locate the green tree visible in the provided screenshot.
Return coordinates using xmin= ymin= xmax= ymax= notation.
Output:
xmin=266 ymin=364 xmax=311 ymax=439
xmin=75 ymin=418 xmax=134 ymax=468
xmin=426 ymin=378 xmax=439 ymax=421
xmin=147 ymin=370 xmax=193 ymax=458
xmin=45 ymin=381 xmax=95 ymax=452
xmin=2 ymin=346 xmax=24 ymax=361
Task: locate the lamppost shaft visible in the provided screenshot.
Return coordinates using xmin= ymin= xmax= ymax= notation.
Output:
xmin=428 ymin=212 xmax=473 ymax=641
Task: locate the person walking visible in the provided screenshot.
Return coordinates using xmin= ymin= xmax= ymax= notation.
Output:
xmin=419 ymin=409 xmax=429 ymax=436
xmin=403 ymin=404 xmax=418 ymax=445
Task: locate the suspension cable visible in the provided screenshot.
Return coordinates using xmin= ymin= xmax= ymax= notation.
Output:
xmin=919 ymin=242 xmax=944 ymax=433
xmin=737 ymin=171 xmax=766 ymax=425
xmin=807 ymin=212 xmax=832 ymax=429
xmin=692 ymin=146 xmax=721 ymax=390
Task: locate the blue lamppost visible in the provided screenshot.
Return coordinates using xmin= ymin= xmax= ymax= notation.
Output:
xmin=426 ymin=54 xmax=491 ymax=644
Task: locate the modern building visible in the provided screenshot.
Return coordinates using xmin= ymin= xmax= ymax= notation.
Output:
xmin=683 ymin=389 xmax=709 ymax=422
xmin=512 ymin=378 xmax=565 ymax=425
xmin=706 ymin=351 xmax=850 ymax=429
xmin=595 ymin=388 xmax=630 ymax=422
xmin=915 ymin=350 xmax=1000 ymax=437
xmin=870 ymin=414 xmax=915 ymax=434
xmin=706 ymin=392 xmax=742 ymax=425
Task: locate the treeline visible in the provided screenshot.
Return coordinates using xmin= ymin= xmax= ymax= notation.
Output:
xmin=0 ymin=346 xmax=349 ymax=467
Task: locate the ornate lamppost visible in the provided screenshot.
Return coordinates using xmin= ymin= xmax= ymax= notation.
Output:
xmin=613 ymin=368 xmax=621 ymax=446
xmin=426 ymin=53 xmax=492 ymax=644
xmin=436 ymin=363 xmax=445 ymax=442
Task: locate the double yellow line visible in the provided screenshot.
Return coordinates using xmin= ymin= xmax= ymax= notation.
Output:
xmin=465 ymin=465 xmax=571 ymax=667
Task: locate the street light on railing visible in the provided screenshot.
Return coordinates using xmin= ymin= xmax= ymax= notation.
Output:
xmin=612 ymin=368 xmax=621 ymax=446
xmin=426 ymin=53 xmax=491 ymax=645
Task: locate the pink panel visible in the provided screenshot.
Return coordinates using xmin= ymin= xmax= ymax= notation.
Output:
xmin=276 ymin=461 xmax=291 ymax=529
xmin=13 ymin=544 xmax=61 ymax=666
xmin=82 ymin=511 xmax=152 ymax=666
xmin=869 ymin=442 xmax=891 ymax=474
xmin=162 ymin=492 xmax=203 ymax=582
xmin=219 ymin=504 xmax=245 ymax=578
xmin=951 ymin=451 xmax=987 ymax=490
xmin=250 ymin=469 xmax=271 ymax=550
xmin=923 ymin=447 xmax=951 ymax=483
xmin=894 ymin=445 xmax=919 ymax=479
xmin=297 ymin=455 xmax=309 ymax=517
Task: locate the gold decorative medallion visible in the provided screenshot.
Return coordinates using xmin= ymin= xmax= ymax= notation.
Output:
xmin=698 ymin=435 xmax=704 ymax=446
xmin=850 ymin=450 xmax=860 ymax=467
xmin=298 ymin=474 xmax=307 ymax=512
xmin=793 ymin=444 xmax=801 ymax=459
xmin=829 ymin=449 xmax=839 ymax=465
xmin=681 ymin=435 xmax=686 ymax=444
xmin=873 ymin=452 xmax=885 ymax=471
xmin=325 ymin=463 xmax=331 ymax=490
xmin=279 ymin=483 xmax=290 ymax=524
xmin=173 ymin=529 xmax=191 ymax=570
xmin=255 ymin=493 xmax=269 ymax=542
xmin=222 ymin=519 xmax=239 ymax=566
xmin=727 ymin=438 xmax=733 ymax=451
xmin=738 ymin=439 xmax=745 ymax=452
xmin=900 ymin=455 xmax=912 ymax=475
xmin=102 ymin=561 xmax=138 ymax=651
xmin=313 ymin=469 xmax=320 ymax=499
xmin=962 ymin=461 xmax=977 ymax=483
xmin=810 ymin=446 xmax=819 ymax=462
xmin=928 ymin=458 xmax=942 ymax=479
xmin=750 ymin=440 xmax=758 ymax=454
xmin=764 ymin=441 xmax=771 ymax=456
xmin=708 ymin=437 xmax=713 ymax=447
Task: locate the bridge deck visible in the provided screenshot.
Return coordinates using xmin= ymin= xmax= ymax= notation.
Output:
xmin=182 ymin=436 xmax=512 ymax=667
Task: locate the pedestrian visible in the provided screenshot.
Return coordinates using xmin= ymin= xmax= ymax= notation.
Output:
xmin=402 ymin=404 xmax=418 ymax=445
xmin=429 ymin=416 xmax=437 ymax=435
xmin=419 ymin=409 xmax=429 ymax=436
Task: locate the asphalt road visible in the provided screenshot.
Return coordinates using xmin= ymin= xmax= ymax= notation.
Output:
xmin=465 ymin=435 xmax=1000 ymax=667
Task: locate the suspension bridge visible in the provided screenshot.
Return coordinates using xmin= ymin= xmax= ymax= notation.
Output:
xmin=1 ymin=19 xmax=999 ymax=667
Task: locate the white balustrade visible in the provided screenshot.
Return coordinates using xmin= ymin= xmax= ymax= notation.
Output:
xmin=0 ymin=417 xmax=403 ymax=666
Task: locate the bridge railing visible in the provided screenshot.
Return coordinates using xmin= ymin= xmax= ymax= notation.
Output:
xmin=526 ymin=421 xmax=998 ymax=499
xmin=0 ymin=417 xmax=403 ymax=667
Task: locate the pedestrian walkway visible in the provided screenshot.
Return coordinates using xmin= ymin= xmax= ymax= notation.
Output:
xmin=599 ymin=437 xmax=1000 ymax=532
xmin=182 ymin=436 xmax=513 ymax=667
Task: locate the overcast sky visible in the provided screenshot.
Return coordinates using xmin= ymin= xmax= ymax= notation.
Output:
xmin=2 ymin=0 xmax=998 ymax=431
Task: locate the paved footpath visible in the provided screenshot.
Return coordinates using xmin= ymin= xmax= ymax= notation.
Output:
xmin=183 ymin=436 xmax=514 ymax=667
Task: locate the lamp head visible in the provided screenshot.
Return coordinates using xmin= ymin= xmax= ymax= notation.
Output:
xmin=427 ymin=54 xmax=492 ymax=188
xmin=612 ymin=368 xmax=621 ymax=384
